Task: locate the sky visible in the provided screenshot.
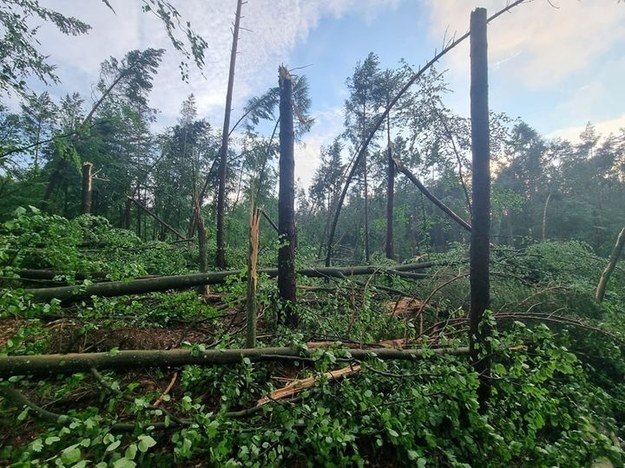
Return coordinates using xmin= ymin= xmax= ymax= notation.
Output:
xmin=16 ymin=0 xmax=625 ymax=188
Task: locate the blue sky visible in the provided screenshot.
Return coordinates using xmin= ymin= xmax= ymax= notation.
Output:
xmin=17 ymin=0 xmax=625 ymax=187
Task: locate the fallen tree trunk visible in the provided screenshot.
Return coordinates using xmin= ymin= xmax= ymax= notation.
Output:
xmin=0 ymin=346 xmax=471 ymax=378
xmin=393 ymin=156 xmax=472 ymax=232
xmin=24 ymin=263 xmax=433 ymax=303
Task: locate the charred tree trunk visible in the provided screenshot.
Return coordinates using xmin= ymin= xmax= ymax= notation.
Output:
xmin=469 ymin=7 xmax=491 ymax=409
xmin=278 ymin=66 xmax=298 ymax=327
xmin=215 ymin=0 xmax=244 ymax=269
xmin=81 ymin=162 xmax=93 ymax=215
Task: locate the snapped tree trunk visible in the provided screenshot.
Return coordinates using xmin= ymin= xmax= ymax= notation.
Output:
xmin=278 ymin=66 xmax=298 ymax=327
xmin=246 ymin=207 xmax=261 ymax=347
xmin=469 ymin=7 xmax=491 ymax=409
xmin=215 ymin=0 xmax=244 ymax=269
xmin=595 ymin=226 xmax=625 ymax=303
xmin=81 ymin=162 xmax=93 ymax=215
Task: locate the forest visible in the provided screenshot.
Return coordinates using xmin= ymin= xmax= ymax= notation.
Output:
xmin=1 ymin=0 xmax=625 ymax=466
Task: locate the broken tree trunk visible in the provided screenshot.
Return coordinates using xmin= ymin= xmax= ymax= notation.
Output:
xmin=595 ymin=227 xmax=625 ymax=303
xmin=0 ymin=346 xmax=471 ymax=378
xmin=81 ymin=162 xmax=93 ymax=215
xmin=24 ymin=262 xmax=433 ymax=304
xmin=393 ymin=156 xmax=472 ymax=232
xmin=278 ymin=66 xmax=298 ymax=327
xmin=215 ymin=0 xmax=244 ymax=269
xmin=246 ymin=207 xmax=261 ymax=347
xmin=469 ymin=7 xmax=492 ymax=408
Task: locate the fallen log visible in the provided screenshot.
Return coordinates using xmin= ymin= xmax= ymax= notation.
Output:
xmin=23 ymin=263 xmax=433 ymax=303
xmin=0 ymin=346 xmax=470 ymax=378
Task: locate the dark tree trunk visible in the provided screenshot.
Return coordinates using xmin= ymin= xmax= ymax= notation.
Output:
xmin=215 ymin=0 xmax=243 ymax=269
xmin=81 ymin=162 xmax=93 ymax=215
xmin=278 ymin=66 xmax=298 ymax=327
xmin=469 ymin=7 xmax=491 ymax=409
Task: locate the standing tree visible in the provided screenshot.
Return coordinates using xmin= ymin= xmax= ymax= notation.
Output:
xmin=469 ymin=7 xmax=491 ymax=408
xmin=215 ymin=0 xmax=244 ymax=269
xmin=278 ymin=66 xmax=298 ymax=328
xmin=344 ymin=53 xmax=385 ymax=263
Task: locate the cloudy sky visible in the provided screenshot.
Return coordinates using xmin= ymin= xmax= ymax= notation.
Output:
xmin=23 ymin=0 xmax=625 ymax=187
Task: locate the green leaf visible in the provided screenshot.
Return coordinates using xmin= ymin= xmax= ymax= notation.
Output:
xmin=106 ymin=440 xmax=121 ymax=452
xmin=113 ymin=458 xmax=136 ymax=468
xmin=60 ymin=445 xmax=82 ymax=464
xmin=137 ymin=434 xmax=157 ymax=452
xmin=45 ymin=436 xmax=61 ymax=445
xmin=125 ymin=443 xmax=138 ymax=460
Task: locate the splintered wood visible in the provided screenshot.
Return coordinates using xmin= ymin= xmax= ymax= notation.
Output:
xmin=257 ymin=364 xmax=361 ymax=406
xmin=385 ymin=297 xmax=426 ymax=317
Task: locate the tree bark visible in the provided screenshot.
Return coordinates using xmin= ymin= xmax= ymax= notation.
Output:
xmin=469 ymin=7 xmax=491 ymax=408
xmin=595 ymin=227 xmax=625 ymax=303
xmin=215 ymin=0 xmax=244 ymax=269
xmin=81 ymin=162 xmax=93 ymax=215
xmin=393 ymin=157 xmax=472 ymax=232
xmin=0 ymin=346 xmax=470 ymax=378
xmin=25 ymin=262 xmax=434 ymax=304
xmin=278 ymin=66 xmax=298 ymax=327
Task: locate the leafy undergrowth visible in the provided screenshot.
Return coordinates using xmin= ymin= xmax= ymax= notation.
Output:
xmin=0 ymin=210 xmax=624 ymax=466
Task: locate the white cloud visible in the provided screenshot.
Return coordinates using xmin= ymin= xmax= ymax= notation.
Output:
xmin=33 ymin=0 xmax=398 ymax=125
xmin=296 ymin=105 xmax=345 ymax=188
xmin=548 ymin=113 xmax=625 ymax=142
xmin=426 ymin=0 xmax=625 ymax=88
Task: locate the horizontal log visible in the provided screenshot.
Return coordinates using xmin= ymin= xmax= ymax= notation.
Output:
xmin=0 ymin=346 xmax=470 ymax=378
xmin=23 ymin=263 xmax=433 ymax=303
